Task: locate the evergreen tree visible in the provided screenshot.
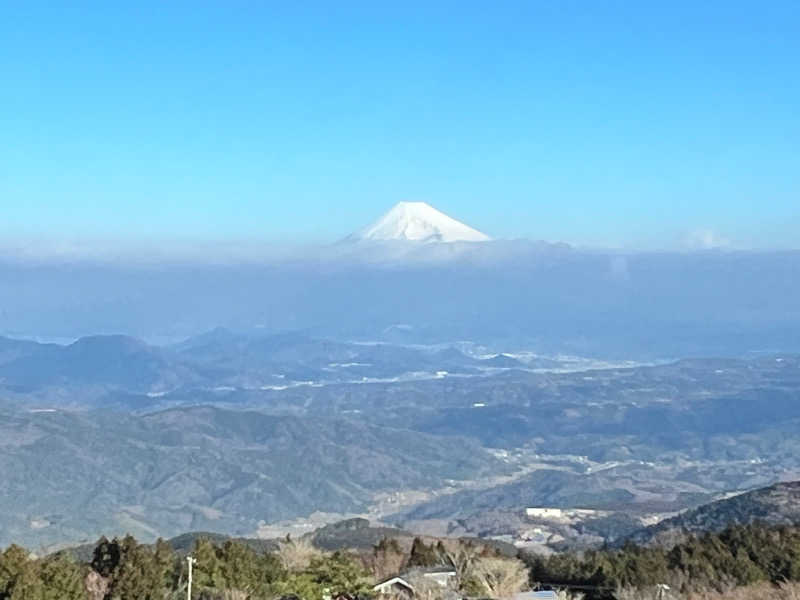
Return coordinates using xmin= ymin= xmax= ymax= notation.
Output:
xmin=371 ymin=538 xmax=405 ymax=580
xmin=152 ymin=538 xmax=177 ymax=594
xmin=191 ymin=538 xmax=225 ymax=595
xmin=39 ymin=553 xmax=87 ymax=600
xmin=0 ymin=545 xmax=37 ymax=600
xmin=111 ymin=541 xmax=168 ymax=600
xmin=91 ymin=537 xmax=121 ymax=580
xmin=407 ymin=538 xmax=439 ymax=568
xmin=218 ymin=540 xmax=264 ymax=597
xmin=307 ymin=551 xmax=370 ymax=597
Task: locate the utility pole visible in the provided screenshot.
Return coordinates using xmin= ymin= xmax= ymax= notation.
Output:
xmin=187 ymin=556 xmax=197 ymax=600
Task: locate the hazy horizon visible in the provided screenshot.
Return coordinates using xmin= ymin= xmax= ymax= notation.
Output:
xmin=2 ymin=200 xmax=798 ymax=265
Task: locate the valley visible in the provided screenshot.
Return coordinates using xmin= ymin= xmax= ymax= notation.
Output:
xmin=1 ymin=331 xmax=798 ymax=552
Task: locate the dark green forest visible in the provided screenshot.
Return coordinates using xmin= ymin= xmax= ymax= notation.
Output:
xmin=0 ymin=535 xmax=371 ymax=600
xmin=524 ymin=523 xmax=800 ymax=599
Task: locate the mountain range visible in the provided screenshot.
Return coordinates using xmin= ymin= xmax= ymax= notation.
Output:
xmin=3 ymin=247 xmax=798 ymax=358
xmin=0 ymin=405 xmax=501 ymax=549
xmin=0 ymin=331 xmax=532 ymax=407
xmin=2 ymin=326 xmax=799 ymax=551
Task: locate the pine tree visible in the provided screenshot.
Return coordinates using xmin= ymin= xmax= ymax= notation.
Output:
xmin=39 ymin=553 xmax=86 ymax=600
xmin=153 ymin=538 xmax=177 ymax=595
xmin=308 ymin=551 xmax=370 ymax=597
xmin=0 ymin=545 xmax=37 ymax=600
xmin=407 ymin=538 xmax=439 ymax=568
xmin=192 ymin=538 xmax=225 ymax=593
xmin=91 ymin=537 xmax=121 ymax=580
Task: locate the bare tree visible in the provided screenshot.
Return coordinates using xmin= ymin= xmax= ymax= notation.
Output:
xmin=277 ymin=536 xmax=323 ymax=572
xmin=368 ymin=538 xmax=407 ymax=581
xmin=84 ymin=570 xmax=109 ymax=600
xmin=435 ymin=541 xmax=482 ymax=590
xmin=469 ymin=557 xmax=529 ymax=600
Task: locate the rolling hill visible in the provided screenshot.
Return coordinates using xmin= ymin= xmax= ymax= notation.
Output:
xmin=0 ymin=405 xmax=501 ymax=549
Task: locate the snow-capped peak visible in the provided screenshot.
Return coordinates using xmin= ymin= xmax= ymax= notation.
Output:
xmin=351 ymin=202 xmax=491 ymax=243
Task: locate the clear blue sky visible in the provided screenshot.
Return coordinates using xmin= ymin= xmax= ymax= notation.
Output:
xmin=1 ymin=1 xmax=798 ymax=249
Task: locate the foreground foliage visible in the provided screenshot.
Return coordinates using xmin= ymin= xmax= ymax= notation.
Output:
xmin=0 ymin=533 xmax=526 ymax=600
xmin=4 ymin=523 xmax=800 ymax=599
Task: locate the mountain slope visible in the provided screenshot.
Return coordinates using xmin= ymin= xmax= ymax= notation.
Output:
xmin=0 ymin=405 xmax=501 ymax=549
xmin=625 ymin=481 xmax=800 ymax=546
xmin=0 ymin=336 xmax=47 ymax=366
xmin=350 ymin=202 xmax=491 ymax=243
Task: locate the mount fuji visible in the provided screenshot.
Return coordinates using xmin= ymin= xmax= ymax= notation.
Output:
xmin=349 ymin=202 xmax=491 ymax=243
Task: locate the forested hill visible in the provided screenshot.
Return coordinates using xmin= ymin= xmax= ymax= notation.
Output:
xmin=0 ymin=405 xmax=501 ymax=549
xmin=624 ymin=481 xmax=800 ymax=547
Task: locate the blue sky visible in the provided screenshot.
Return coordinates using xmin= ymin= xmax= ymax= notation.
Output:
xmin=1 ymin=1 xmax=798 ymax=249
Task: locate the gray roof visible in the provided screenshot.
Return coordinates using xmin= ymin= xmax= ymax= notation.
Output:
xmin=513 ymin=592 xmax=557 ymax=600
xmin=404 ymin=566 xmax=457 ymax=575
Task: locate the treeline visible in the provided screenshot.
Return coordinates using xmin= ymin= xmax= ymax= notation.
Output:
xmin=524 ymin=523 xmax=800 ymax=599
xmin=4 ymin=523 xmax=800 ymax=600
xmin=0 ymin=535 xmax=368 ymax=600
xmin=0 ymin=533 xmax=523 ymax=600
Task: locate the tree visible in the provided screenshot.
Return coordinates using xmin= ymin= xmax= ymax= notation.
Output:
xmin=192 ymin=538 xmax=225 ymax=592
xmin=0 ymin=545 xmax=39 ymax=600
xmin=407 ymin=539 xmax=439 ymax=569
xmin=87 ymin=534 xmax=176 ymax=600
xmin=467 ymin=557 xmax=529 ymax=599
xmin=434 ymin=541 xmax=482 ymax=591
xmin=217 ymin=540 xmax=277 ymax=598
xmin=6 ymin=564 xmax=44 ymax=600
xmin=277 ymin=536 xmax=322 ymax=573
xmin=370 ymin=538 xmax=406 ymax=581
xmin=91 ymin=537 xmax=121 ymax=580
xmin=152 ymin=538 xmax=178 ymax=594
xmin=272 ymin=572 xmax=320 ymax=600
xmin=111 ymin=541 xmax=171 ymax=600
xmin=307 ymin=551 xmax=371 ymax=597
xmin=39 ymin=553 xmax=86 ymax=600
xmin=273 ymin=551 xmax=370 ymax=600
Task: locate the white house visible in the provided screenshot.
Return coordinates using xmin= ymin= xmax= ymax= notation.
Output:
xmin=373 ymin=576 xmax=415 ymax=598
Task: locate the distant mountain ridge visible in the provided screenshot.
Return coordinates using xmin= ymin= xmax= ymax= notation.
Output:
xmin=0 ymin=331 xmax=524 ymax=402
xmin=0 ymin=334 xmax=196 ymax=393
xmin=4 ymin=249 xmax=799 ymax=358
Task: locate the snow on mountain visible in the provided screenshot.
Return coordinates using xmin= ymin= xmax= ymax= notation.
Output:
xmin=350 ymin=202 xmax=491 ymax=243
